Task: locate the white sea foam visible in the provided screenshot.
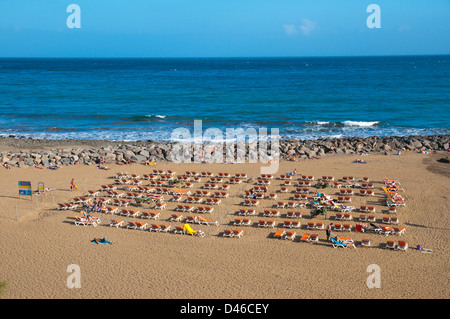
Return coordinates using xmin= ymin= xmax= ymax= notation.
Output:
xmin=342 ymin=121 xmax=379 ymax=127
xmin=146 ymin=115 xmax=167 ymax=119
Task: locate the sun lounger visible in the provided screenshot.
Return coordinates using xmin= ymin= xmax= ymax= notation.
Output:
xmin=392 ymin=227 xmax=405 ymax=236
xmin=135 ymin=221 xmax=148 ymax=230
xmin=198 ymin=215 xmax=219 ymax=226
xmin=361 ymin=238 xmax=371 ymax=247
xmin=183 ymin=223 xmax=205 ymax=237
xmin=223 ymin=229 xmax=234 ymax=237
xmin=284 ymin=231 xmax=296 ymax=241
xmin=300 ymin=234 xmax=310 ymax=242
xmin=74 ymin=216 xmax=97 ymax=227
xmin=149 ymin=224 xmax=162 ymax=232
xmin=169 ymin=214 xmax=183 ymax=222
xmin=105 ymin=206 xmax=119 ymax=214
xmin=340 ymin=224 xmax=350 ymax=231
xmin=109 ymin=220 xmax=124 ymax=228
xmin=386 ymin=240 xmax=396 ymax=250
xmin=274 ymin=230 xmax=286 ymax=239
xmin=396 ymin=240 xmax=408 ymax=251
xmin=277 ymin=202 xmax=286 ymax=208
xmin=155 ymin=202 xmax=166 ymax=210
xmin=160 ymin=225 xmax=171 ymax=232
xmin=173 ymin=226 xmax=186 ymax=235
xmin=141 ymin=211 xmax=160 ymax=220
xmin=126 ymin=221 xmax=138 ymax=229
xmin=377 ymin=226 xmax=394 ymax=236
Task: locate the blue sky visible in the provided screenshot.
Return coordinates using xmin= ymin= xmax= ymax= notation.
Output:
xmin=0 ymin=0 xmax=449 ymax=57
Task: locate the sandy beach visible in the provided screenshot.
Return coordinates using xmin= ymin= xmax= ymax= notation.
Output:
xmin=0 ymin=149 xmax=448 ymax=299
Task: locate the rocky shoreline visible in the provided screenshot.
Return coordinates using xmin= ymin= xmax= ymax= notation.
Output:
xmin=1 ymin=134 xmax=449 ymax=168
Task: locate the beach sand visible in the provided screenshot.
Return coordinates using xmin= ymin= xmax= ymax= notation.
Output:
xmin=0 ymin=150 xmax=448 ymax=299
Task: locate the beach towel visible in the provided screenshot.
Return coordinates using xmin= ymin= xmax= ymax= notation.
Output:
xmin=417 ymin=244 xmax=432 ymax=253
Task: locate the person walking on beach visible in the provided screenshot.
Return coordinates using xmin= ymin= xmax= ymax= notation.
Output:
xmin=70 ymin=178 xmax=78 ymax=191
xmin=326 ymin=223 xmax=333 ymax=241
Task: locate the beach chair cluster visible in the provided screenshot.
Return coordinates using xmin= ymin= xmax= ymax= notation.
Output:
xmin=273 ymin=230 xmax=296 ymax=241
xmin=339 ymin=189 xmax=355 ymax=196
xmin=228 ymin=178 xmax=243 ymax=184
xmin=196 ymin=206 xmax=214 ymax=214
xmin=282 ymin=220 xmax=301 ymax=228
xmin=257 ymin=220 xmax=276 ymax=228
xmin=141 ymin=211 xmax=161 ymax=220
xmin=126 ymin=221 xmax=148 ymax=230
xmin=72 ymin=197 xmax=92 ymax=205
xmin=321 ymin=176 xmax=335 ymax=182
xmin=148 ymin=180 xmax=166 ymax=186
xmin=286 ymin=211 xmax=303 ymax=219
xmin=373 ymin=225 xmax=405 ymax=236
xmin=186 ymin=215 xmax=219 ymax=226
xmin=57 ymin=203 xmax=78 ymax=210
xmin=195 ymin=190 xmax=211 ymax=197
xmin=119 ymin=209 xmax=141 ymax=218
xmin=294 ymin=187 xmax=310 ymax=194
xmin=185 ymin=196 xmax=203 ymax=204
xmin=386 ymin=240 xmax=408 ymax=251
xmin=233 ymin=218 xmax=252 ymax=226
xmin=203 ymin=183 xmax=219 ymax=189
xmin=296 ymin=180 xmax=312 ymax=187
xmin=307 ymin=222 xmax=325 ymax=230
xmin=142 ymin=174 xmax=158 ymax=181
xmin=383 ymin=178 xmax=406 ymax=207
xmin=149 ymin=224 xmax=171 ymax=232
xmin=87 ymin=190 xmax=100 ymax=197
xmin=243 ymin=199 xmax=259 ymax=206
xmin=154 ymin=202 xmax=167 ymax=210
xmin=332 ymin=223 xmax=352 ymax=232
xmin=208 ymin=177 xmax=224 ymax=183
xmin=382 ymin=216 xmax=399 ymax=224
xmin=106 ymin=190 xmax=125 ymax=198
xmin=262 ymin=209 xmax=280 ymax=217
xmin=237 ymin=208 xmax=256 ymax=216
xmin=176 ymin=204 xmax=195 ymax=212
xmin=59 ymin=167 xmax=413 ymax=251
xmin=300 ymin=234 xmax=319 ymax=243
xmin=335 ymin=212 xmax=353 ymax=221
xmin=113 ymin=198 xmax=132 ymax=207
xmin=386 ymin=193 xmax=406 ymax=207
xmin=223 ymin=229 xmax=244 ymax=238
xmin=125 ymin=185 xmax=154 ymax=194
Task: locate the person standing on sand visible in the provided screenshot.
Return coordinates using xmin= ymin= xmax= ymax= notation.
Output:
xmin=326 ymin=223 xmax=333 ymax=241
xmin=70 ymin=178 xmax=78 ymax=191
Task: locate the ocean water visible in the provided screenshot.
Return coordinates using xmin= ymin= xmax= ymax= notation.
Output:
xmin=0 ymin=56 xmax=449 ymax=142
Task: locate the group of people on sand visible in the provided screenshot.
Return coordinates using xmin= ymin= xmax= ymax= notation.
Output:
xmin=90 ymin=199 xmax=104 ymax=213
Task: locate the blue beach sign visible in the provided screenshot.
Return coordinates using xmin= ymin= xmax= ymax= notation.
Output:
xmin=18 ymin=181 xmax=32 ymax=196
